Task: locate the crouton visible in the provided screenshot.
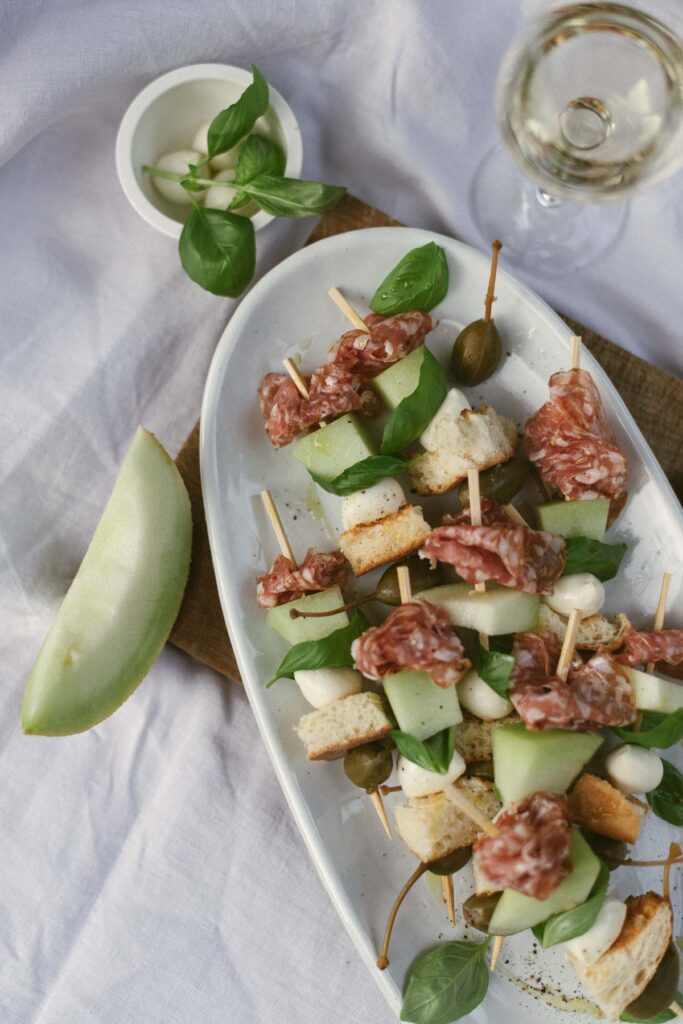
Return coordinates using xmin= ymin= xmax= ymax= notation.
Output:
xmin=571 ymin=893 xmax=672 ymax=1019
xmin=453 ymin=712 xmax=521 ymax=764
xmin=394 ymin=777 xmax=501 ymax=863
xmin=339 ymin=503 xmax=430 ymax=576
xmin=295 ymin=691 xmax=392 ymax=761
xmin=408 ymin=406 xmax=517 ymax=496
xmin=568 ymin=773 xmax=642 ymax=844
xmin=537 ymin=605 xmax=632 ymax=651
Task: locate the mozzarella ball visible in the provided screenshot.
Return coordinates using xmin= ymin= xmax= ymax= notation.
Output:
xmin=457 ymin=669 xmax=513 ymax=721
xmin=419 ymin=388 xmax=471 ymax=452
xmin=151 ymin=150 xmax=207 ymax=205
xmin=341 ymin=478 xmax=405 ymax=531
xmin=203 ymin=170 xmax=239 ymax=211
xmin=293 ymin=667 xmax=362 ymax=709
xmin=563 ymin=898 xmax=627 ymax=966
xmin=398 ymin=750 xmax=466 ymax=798
xmin=192 ymin=121 xmax=211 ymax=154
xmin=605 ymin=745 xmax=664 ymax=794
xmin=543 ymin=573 xmax=605 ymax=619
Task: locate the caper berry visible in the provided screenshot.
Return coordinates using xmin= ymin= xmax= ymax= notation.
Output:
xmin=580 ymin=830 xmax=628 ymax=870
xmin=375 ymin=555 xmax=445 ymax=606
xmin=462 ymin=892 xmax=501 ymax=933
xmin=451 ymin=319 xmax=503 ymax=386
xmin=428 ymin=845 xmax=472 ymax=876
xmin=343 ymin=742 xmax=393 ymax=791
xmin=465 ymin=760 xmax=495 ymax=781
xmin=458 ymin=458 xmax=530 ymax=509
xmin=625 ymin=943 xmax=679 ymax=1020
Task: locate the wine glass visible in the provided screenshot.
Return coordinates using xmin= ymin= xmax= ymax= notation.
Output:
xmin=471 ymin=2 xmax=683 ymax=271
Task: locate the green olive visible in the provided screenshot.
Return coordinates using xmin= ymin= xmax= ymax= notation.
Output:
xmin=465 ymin=760 xmax=495 ymax=781
xmin=625 ymin=943 xmax=680 ymax=1020
xmin=463 ymin=892 xmax=501 ymax=933
xmin=579 ymin=830 xmax=628 ymax=870
xmin=375 ymin=555 xmax=445 ymax=606
xmin=451 ymin=319 xmax=503 ymax=386
xmin=458 ymin=458 xmax=530 ymax=509
xmin=343 ymin=742 xmax=393 ymax=791
xmin=428 ymin=845 xmax=472 ymax=876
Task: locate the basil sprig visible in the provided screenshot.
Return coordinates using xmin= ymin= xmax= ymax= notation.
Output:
xmin=400 ymin=939 xmax=490 ymax=1024
xmin=475 ymin=641 xmax=514 ymax=699
xmin=238 ymin=175 xmax=346 ymax=217
xmin=179 ymin=208 xmax=255 ymax=297
xmin=265 ymin=610 xmax=369 ymax=687
xmin=310 ymin=456 xmax=407 ymax=496
xmin=371 ymin=242 xmax=449 ymax=316
xmin=380 ymin=348 xmax=447 ymax=455
xmin=647 ymin=759 xmax=683 ymax=825
xmin=563 ymin=537 xmax=627 ymax=581
xmin=613 ymin=708 xmax=683 ymax=749
xmin=391 ymin=727 xmax=455 ymax=775
xmin=621 ymin=995 xmax=683 ymax=1022
xmin=207 ymin=64 xmax=269 ymax=158
xmin=532 ymin=862 xmax=609 ymax=948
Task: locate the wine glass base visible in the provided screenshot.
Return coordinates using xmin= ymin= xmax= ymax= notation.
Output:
xmin=470 ymin=144 xmax=628 ymax=272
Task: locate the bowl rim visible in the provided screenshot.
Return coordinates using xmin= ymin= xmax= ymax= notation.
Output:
xmin=115 ymin=62 xmax=303 ymax=239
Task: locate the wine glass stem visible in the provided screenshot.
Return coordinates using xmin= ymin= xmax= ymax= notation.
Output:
xmin=536 ymin=188 xmax=563 ymax=209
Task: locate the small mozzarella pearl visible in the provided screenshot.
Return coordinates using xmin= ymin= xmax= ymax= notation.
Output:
xmin=293 ymin=668 xmax=362 ymax=709
xmin=398 ymin=750 xmax=466 ymax=798
xmin=203 ymin=170 xmax=239 ymax=211
xmin=605 ymin=744 xmax=664 ymax=794
xmin=543 ymin=573 xmax=605 ymax=620
xmin=563 ymin=898 xmax=627 ymax=966
xmin=192 ymin=122 xmax=210 ymax=155
xmin=341 ymin=479 xmax=405 ymax=531
xmin=457 ymin=669 xmax=513 ymax=721
xmin=151 ymin=150 xmax=207 ymax=206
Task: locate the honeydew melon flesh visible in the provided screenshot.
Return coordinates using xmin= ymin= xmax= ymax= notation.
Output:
xmin=627 ymin=667 xmax=683 ymax=714
xmin=488 ymin=830 xmax=601 ymax=936
xmin=383 ymin=669 xmax=462 ymax=741
xmin=492 ymin=723 xmax=602 ymax=805
xmin=21 ymin=428 xmax=192 ymax=736
xmin=293 ymin=414 xmax=375 ymax=481
xmin=371 ymin=346 xmax=426 ymax=409
xmin=266 ymin=587 xmax=348 ymax=644
xmin=536 ymin=499 xmax=610 ymax=541
xmin=416 ymin=583 xmax=539 ymax=635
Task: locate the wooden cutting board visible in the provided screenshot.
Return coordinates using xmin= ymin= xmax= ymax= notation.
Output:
xmin=168 ymin=194 xmax=683 ymax=683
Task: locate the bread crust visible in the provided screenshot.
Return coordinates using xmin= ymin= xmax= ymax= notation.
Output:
xmin=568 ymin=773 xmax=642 ymax=844
xmin=339 ymin=503 xmax=430 ymax=576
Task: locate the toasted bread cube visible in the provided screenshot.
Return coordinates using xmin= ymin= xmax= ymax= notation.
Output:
xmin=394 ymin=777 xmax=500 ymax=863
xmin=453 ymin=712 xmax=521 ymax=765
xmin=339 ymin=503 xmax=430 ymax=576
xmin=295 ymin=691 xmax=392 ymax=761
xmin=568 ymin=773 xmax=642 ymax=844
xmin=538 ymin=605 xmax=632 ymax=651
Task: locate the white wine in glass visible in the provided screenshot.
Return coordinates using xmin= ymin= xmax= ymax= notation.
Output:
xmin=472 ymin=2 xmax=683 ymax=271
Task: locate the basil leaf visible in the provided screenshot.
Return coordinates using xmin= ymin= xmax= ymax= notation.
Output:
xmin=475 ymin=642 xmax=514 ymax=699
xmin=178 ymin=206 xmax=255 ymax=297
xmin=391 ymin=728 xmax=455 ymax=775
xmin=235 ymin=133 xmax=286 ymax=185
xmin=621 ymin=995 xmax=683 ymax=1022
xmin=241 ymin=174 xmax=346 ymax=217
xmin=371 ymin=242 xmax=449 ymax=316
xmin=309 ymin=456 xmax=407 ymax=496
xmin=380 ymin=348 xmax=447 ymax=455
xmin=207 ymin=65 xmax=269 ymax=158
xmin=229 ymin=191 xmax=251 ymax=211
xmin=563 ymin=537 xmax=627 ymax=581
xmin=613 ymin=708 xmax=683 ymax=749
xmin=535 ymin=862 xmax=609 ymax=948
xmin=401 ymin=940 xmax=489 ymax=1024
xmin=647 ymin=759 xmax=683 ymax=825
xmin=180 ymin=176 xmax=207 ymax=193
xmin=266 ymin=611 xmax=369 ymax=687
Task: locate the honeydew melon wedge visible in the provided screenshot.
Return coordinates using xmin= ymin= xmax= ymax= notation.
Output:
xmin=372 ymin=347 xmax=426 ymax=409
xmin=492 ymin=723 xmax=602 ymax=805
xmin=21 ymin=428 xmax=192 ymax=736
xmin=628 ymin=666 xmax=683 ymax=714
xmin=416 ymin=583 xmax=539 ymax=635
xmin=488 ymin=830 xmax=600 ymax=936
xmin=536 ymin=499 xmax=610 ymax=541
xmin=383 ymin=669 xmax=462 ymax=740
xmin=266 ymin=587 xmax=348 ymax=644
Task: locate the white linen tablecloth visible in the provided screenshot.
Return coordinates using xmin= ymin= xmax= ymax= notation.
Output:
xmin=1 ymin=1 xmax=682 ymax=1021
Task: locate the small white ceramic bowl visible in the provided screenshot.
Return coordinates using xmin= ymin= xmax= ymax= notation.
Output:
xmin=116 ymin=63 xmax=303 ymax=238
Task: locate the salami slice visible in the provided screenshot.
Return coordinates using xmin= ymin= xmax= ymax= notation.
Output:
xmin=525 ymin=368 xmax=627 ymax=502
xmin=350 ymin=600 xmax=470 ymax=687
xmin=474 ymin=792 xmax=572 ymax=900
xmin=332 ymin=310 xmax=436 ymax=376
xmin=256 ymin=549 xmax=349 ymax=608
xmin=615 ymin=627 xmax=683 ymax=667
xmin=509 ymin=633 xmax=636 ymax=731
xmin=257 ymin=373 xmax=311 ymax=448
xmin=308 ymin=363 xmax=382 ymax=421
xmin=420 ymin=499 xmax=566 ymax=595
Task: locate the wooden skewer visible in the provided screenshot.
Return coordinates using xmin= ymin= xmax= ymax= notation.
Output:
xmin=397 ymin=565 xmax=413 ymax=605
xmin=669 ymin=1002 xmax=683 ymax=1019
xmin=647 ymin=571 xmax=671 ymax=674
xmin=369 ymin=789 xmax=392 ymax=839
xmin=467 ymin=469 xmax=489 ymax=648
xmin=283 ymin=356 xmax=310 ymax=399
xmin=483 ymin=241 xmax=503 ymax=323
xmin=328 ymin=287 xmax=371 ymax=334
xmin=503 ymin=504 xmax=529 ymax=527
xmin=556 ymin=608 xmax=583 ymax=682
xmin=443 ymin=875 xmax=456 ymax=927
xmin=260 ymin=489 xmax=297 ymax=564
xmin=490 ymin=933 xmax=504 ymax=972
xmin=444 ymin=784 xmax=499 ymax=836
xmin=569 ymin=335 xmax=581 ymax=371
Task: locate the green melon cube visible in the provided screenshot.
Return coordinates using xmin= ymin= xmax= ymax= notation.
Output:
xmin=383 ymin=669 xmax=462 ymax=741
xmin=293 ymin=414 xmax=375 ymax=480
xmin=492 ymin=723 xmax=602 ymax=806
xmin=266 ymin=587 xmax=348 ymax=644
xmin=416 ymin=583 xmax=539 ymax=635
xmin=536 ymin=499 xmax=610 ymax=541
xmin=489 ymin=830 xmax=601 ymax=935
xmin=371 ymin=347 xmax=426 ymax=409
xmin=627 ymin=667 xmax=683 ymax=714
